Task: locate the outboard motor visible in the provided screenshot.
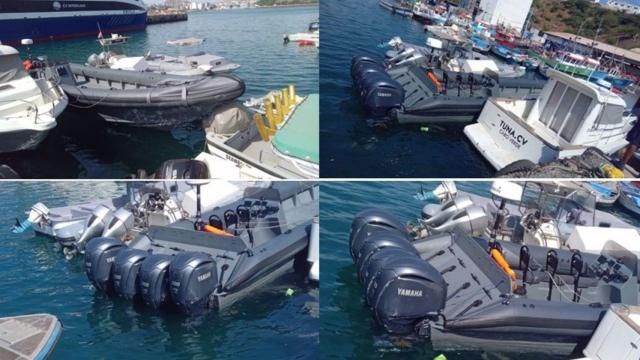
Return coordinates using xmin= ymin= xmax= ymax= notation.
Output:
xmin=362 ymin=247 xmax=421 ymax=304
xmin=421 ymin=195 xmax=474 ymax=226
xmin=12 ymin=202 xmax=49 ymax=233
xmin=369 ymin=255 xmax=446 ymax=334
xmin=112 ymin=248 xmax=149 ymax=300
xmin=154 ymin=159 xmax=210 ymax=179
xmin=355 ymin=230 xmax=418 ymax=282
xmin=350 ymin=56 xmax=404 ymax=116
xmin=349 ymin=208 xmax=408 ymax=261
xmin=84 ymin=237 xmax=125 ymax=292
xmin=430 ymin=205 xmax=490 ymax=236
xmin=76 ymin=205 xmax=113 ymax=253
xmin=139 ymin=254 xmax=174 ymax=309
xmin=169 ymin=252 xmax=218 ymax=315
xmin=102 ymin=208 xmax=134 ymax=239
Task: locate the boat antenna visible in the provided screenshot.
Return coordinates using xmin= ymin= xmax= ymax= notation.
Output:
xmin=587 ymin=17 xmax=604 ymax=82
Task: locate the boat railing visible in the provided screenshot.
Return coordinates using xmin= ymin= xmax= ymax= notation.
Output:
xmin=0 ymin=98 xmax=39 ymax=124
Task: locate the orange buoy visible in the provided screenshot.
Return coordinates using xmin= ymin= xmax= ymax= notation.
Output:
xmin=490 ymin=248 xmax=516 ymax=281
xmin=203 ymin=224 xmax=233 ymax=237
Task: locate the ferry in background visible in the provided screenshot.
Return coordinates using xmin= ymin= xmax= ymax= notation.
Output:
xmin=0 ymin=0 xmax=148 ymax=45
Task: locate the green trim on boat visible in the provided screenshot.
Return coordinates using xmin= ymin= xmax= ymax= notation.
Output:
xmin=527 ymin=50 xmax=593 ymax=78
xmin=272 ymin=93 xmax=319 ymax=164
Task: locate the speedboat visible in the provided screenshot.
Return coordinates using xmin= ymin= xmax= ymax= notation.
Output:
xmin=351 ymin=56 xmax=544 ymax=124
xmin=194 ymin=86 xmax=319 ymax=179
xmin=464 ymin=69 xmax=635 ymax=171
xmin=284 ymin=20 xmax=319 ymax=47
xmin=618 ymin=182 xmax=640 ymax=218
xmin=350 ymin=210 xmax=638 ymax=355
xmin=0 ymin=314 xmax=62 ymax=360
xmin=0 ymin=44 xmax=68 ymax=153
xmin=13 ymin=181 xmax=249 ymax=258
xmin=349 ymin=181 xmax=640 ymax=355
xmin=53 ymin=62 xmax=245 ymax=128
xmin=83 ymin=182 xmax=319 ymax=314
xmin=87 ymin=51 xmax=241 ymax=76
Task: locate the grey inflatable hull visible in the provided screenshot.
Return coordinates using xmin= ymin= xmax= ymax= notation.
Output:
xmin=60 ymin=64 xmax=245 ymax=128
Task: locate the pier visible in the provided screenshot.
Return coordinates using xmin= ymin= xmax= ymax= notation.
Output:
xmin=147 ymin=11 xmax=188 ymax=25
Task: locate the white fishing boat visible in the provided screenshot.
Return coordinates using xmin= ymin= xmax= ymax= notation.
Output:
xmin=0 ymin=43 xmax=68 ymax=153
xmin=97 ymin=33 xmax=129 ymax=46
xmin=195 ymin=85 xmax=319 ymax=179
xmin=464 ymin=69 xmax=636 ymax=171
xmin=284 ymin=20 xmax=319 ymax=47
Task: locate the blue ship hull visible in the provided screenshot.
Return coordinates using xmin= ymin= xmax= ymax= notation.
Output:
xmin=0 ymin=13 xmax=147 ymax=44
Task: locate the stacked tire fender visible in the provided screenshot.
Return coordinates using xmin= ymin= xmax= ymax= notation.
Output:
xmin=350 ymin=56 xmax=404 ymax=116
xmin=349 ymin=209 xmax=447 ymax=334
xmin=84 ymin=237 xmax=218 ymax=315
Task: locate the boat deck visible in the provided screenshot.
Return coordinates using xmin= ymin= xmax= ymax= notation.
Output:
xmin=0 ymin=314 xmax=62 ymax=360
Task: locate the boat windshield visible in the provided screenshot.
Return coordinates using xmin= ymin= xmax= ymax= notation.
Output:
xmin=271 ymin=94 xmax=319 ymax=165
xmin=0 ymin=54 xmax=28 ymax=83
xmin=519 ymin=182 xmax=597 ymax=226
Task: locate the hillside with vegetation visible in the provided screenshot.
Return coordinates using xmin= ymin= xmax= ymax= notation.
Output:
xmin=256 ymin=0 xmax=318 ymax=6
xmin=531 ymin=0 xmax=640 ymax=49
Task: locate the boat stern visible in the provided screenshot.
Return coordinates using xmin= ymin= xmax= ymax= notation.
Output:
xmin=464 ymin=98 xmax=559 ymax=170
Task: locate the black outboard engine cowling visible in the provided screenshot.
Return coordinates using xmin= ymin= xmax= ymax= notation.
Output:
xmin=169 ymin=252 xmax=218 ymax=315
xmin=139 ymin=254 xmax=174 ymax=309
xmin=369 ymin=255 xmax=446 ymax=334
xmin=355 ymin=231 xmax=417 ymax=282
xmin=112 ymin=248 xmax=149 ymax=300
xmin=349 ymin=208 xmax=409 ymax=261
xmin=84 ymin=237 xmax=125 ymax=292
xmin=154 ymin=159 xmax=210 ymax=179
xmin=350 ymin=56 xmax=404 ymax=116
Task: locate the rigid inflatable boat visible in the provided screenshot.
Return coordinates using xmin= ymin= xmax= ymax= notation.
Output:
xmin=14 ymin=181 xmax=248 ymax=258
xmin=53 ymin=63 xmax=245 ymax=128
xmin=350 ymin=56 xmax=545 ymax=124
xmin=349 ymin=207 xmax=639 ymax=355
xmin=83 ymin=182 xmax=319 ymax=314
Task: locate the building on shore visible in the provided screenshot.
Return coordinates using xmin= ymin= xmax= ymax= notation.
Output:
xmin=476 ymin=0 xmax=533 ymax=33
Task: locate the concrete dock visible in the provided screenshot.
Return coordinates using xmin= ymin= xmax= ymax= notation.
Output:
xmin=147 ymin=11 xmax=188 ymax=25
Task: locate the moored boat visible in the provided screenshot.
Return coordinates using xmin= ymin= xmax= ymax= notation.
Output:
xmin=0 ymin=313 xmax=62 ymax=360
xmin=0 ymin=0 xmax=147 ymax=45
xmin=464 ymin=69 xmax=635 ymax=171
xmin=0 ymin=44 xmax=68 ymax=153
xmin=54 ymin=63 xmax=245 ymax=128
xmin=195 ymin=86 xmax=319 ymax=179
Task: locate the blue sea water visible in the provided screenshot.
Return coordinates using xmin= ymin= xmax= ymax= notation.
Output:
xmin=319 ymin=0 xmax=541 ymax=178
xmin=0 ymin=6 xmax=318 ymax=179
xmin=319 ymin=181 xmax=640 ymax=359
xmin=0 ymin=182 xmax=318 ymax=359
